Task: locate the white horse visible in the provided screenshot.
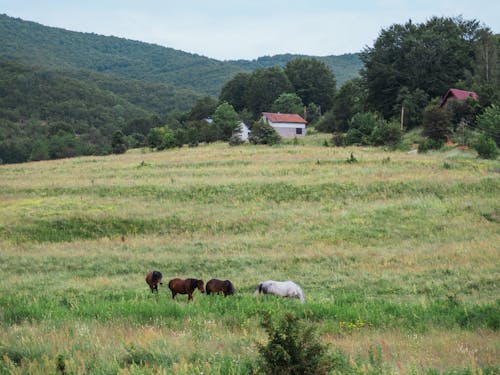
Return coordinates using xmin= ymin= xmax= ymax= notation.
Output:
xmin=254 ymin=280 xmax=305 ymax=303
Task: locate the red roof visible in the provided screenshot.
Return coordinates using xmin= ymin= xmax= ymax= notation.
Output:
xmin=440 ymin=88 xmax=478 ymax=107
xmin=262 ymin=112 xmax=307 ymax=124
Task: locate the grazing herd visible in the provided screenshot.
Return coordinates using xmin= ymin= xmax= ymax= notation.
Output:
xmin=145 ymin=270 xmax=304 ymax=303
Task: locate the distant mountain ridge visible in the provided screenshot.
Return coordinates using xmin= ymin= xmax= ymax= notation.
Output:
xmin=0 ymin=14 xmax=362 ymax=96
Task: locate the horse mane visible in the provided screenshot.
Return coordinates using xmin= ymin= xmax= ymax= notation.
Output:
xmin=189 ymin=278 xmax=198 ymax=290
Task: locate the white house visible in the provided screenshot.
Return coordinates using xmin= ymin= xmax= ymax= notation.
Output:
xmin=232 ymin=121 xmax=250 ymax=142
xmin=237 ymin=121 xmax=250 ymax=142
xmin=262 ymin=112 xmax=307 ymax=138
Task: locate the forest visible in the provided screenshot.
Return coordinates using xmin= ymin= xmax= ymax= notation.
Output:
xmin=0 ymin=14 xmax=499 ymax=163
xmin=0 ymin=13 xmax=361 ymax=164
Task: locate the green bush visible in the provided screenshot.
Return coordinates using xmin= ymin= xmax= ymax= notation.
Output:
xmin=418 ymin=137 xmax=443 ymax=153
xmin=229 ymin=133 xmax=245 ymax=146
xmin=345 ymin=128 xmax=365 ymax=145
xmin=423 ymin=105 xmax=452 ymax=141
xmin=111 ymin=130 xmax=128 ymax=154
xmin=371 ymin=120 xmax=402 ymax=146
xmin=249 ymin=120 xmax=281 ymax=145
xmin=146 ymin=126 xmax=177 ymax=150
xmin=476 ymin=104 xmax=500 ymax=146
xmin=331 ymin=132 xmax=346 ymax=146
xmin=475 ymin=134 xmax=499 ymax=159
xmin=257 ymin=313 xmax=332 ymax=375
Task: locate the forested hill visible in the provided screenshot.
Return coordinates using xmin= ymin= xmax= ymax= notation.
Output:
xmin=0 ymin=14 xmax=361 ymax=95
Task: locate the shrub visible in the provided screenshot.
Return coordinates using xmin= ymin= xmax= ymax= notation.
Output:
xmin=371 ymin=120 xmax=402 ymax=146
xmin=331 ymin=132 xmax=346 ymax=146
xmin=476 ymin=104 xmax=500 ymax=146
xmin=475 ymin=134 xmax=499 ymax=159
xmin=111 ymin=130 xmax=128 ymax=154
xmin=423 ymin=105 xmax=452 ymax=141
xmin=249 ymin=120 xmax=281 ymax=145
xmin=350 ymin=112 xmax=378 ymax=135
xmin=229 ymin=133 xmax=245 ymax=146
xmin=316 ymin=109 xmax=336 ymax=133
xmin=418 ymin=138 xmax=443 ymax=153
xmin=345 ymin=128 xmax=365 ymax=145
xmin=257 ymin=313 xmax=333 ymax=375
xmin=344 ymin=112 xmax=379 ymax=145
xmin=146 ymin=126 xmax=177 ymax=150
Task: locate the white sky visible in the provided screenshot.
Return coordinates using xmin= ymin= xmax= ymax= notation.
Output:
xmin=1 ymin=0 xmax=499 ymax=60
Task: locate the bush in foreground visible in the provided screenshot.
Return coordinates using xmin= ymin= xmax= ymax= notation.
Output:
xmin=257 ymin=313 xmax=332 ymax=375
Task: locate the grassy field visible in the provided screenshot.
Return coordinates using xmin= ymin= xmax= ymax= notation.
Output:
xmin=0 ymin=135 xmax=499 ymax=374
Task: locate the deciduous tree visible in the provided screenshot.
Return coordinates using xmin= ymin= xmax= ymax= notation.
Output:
xmin=271 ymin=93 xmax=304 ymax=115
xmin=246 ymin=67 xmax=293 ymax=118
xmin=284 ymin=58 xmax=336 ymax=112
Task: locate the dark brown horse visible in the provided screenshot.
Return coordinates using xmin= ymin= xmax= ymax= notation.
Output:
xmin=145 ymin=271 xmax=163 ymax=293
xmin=205 ymin=279 xmax=235 ymax=297
xmin=168 ymin=278 xmax=204 ymax=301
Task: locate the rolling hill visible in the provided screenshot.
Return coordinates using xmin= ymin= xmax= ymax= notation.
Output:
xmin=0 ymin=13 xmax=363 ymax=164
xmin=0 ymin=14 xmax=361 ymax=96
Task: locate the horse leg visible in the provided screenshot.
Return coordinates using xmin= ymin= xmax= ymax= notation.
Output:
xmin=171 ymin=291 xmax=176 ymax=299
xmin=188 ymin=293 xmax=193 ymax=301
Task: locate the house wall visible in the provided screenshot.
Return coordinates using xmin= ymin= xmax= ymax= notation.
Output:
xmin=268 ymin=121 xmax=306 ymax=138
xmin=239 ymin=122 xmax=250 ymax=141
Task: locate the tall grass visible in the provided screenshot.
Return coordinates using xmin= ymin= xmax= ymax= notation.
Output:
xmin=0 ymin=140 xmax=498 ymax=373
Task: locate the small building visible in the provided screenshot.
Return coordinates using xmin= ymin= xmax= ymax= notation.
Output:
xmin=235 ymin=121 xmax=250 ymax=142
xmin=440 ymin=88 xmax=478 ymax=108
xmin=262 ymin=112 xmax=307 ymax=138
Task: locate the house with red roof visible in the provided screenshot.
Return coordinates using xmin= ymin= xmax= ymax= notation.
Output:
xmin=262 ymin=112 xmax=307 ymax=138
xmin=440 ymin=88 xmax=479 ymax=108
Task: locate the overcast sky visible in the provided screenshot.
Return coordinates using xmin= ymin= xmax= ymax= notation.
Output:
xmin=1 ymin=0 xmax=499 ymax=60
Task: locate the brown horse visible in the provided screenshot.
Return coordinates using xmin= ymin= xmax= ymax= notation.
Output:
xmin=145 ymin=270 xmax=163 ymax=293
xmin=205 ymin=279 xmax=235 ymax=297
xmin=168 ymin=278 xmax=204 ymax=301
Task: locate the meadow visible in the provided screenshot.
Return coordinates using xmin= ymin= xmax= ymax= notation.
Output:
xmin=0 ymin=135 xmax=499 ymax=374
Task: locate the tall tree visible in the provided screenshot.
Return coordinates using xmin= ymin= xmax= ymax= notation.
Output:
xmin=188 ymin=96 xmax=219 ymax=121
xmin=245 ymin=67 xmax=293 ymax=118
xmin=361 ymin=17 xmax=484 ymax=119
xmin=212 ymin=102 xmax=240 ymax=141
xmin=284 ymin=58 xmax=336 ymax=112
xmin=219 ymin=72 xmax=251 ymax=112
xmin=271 ymin=93 xmax=304 ymax=115
xmin=474 ymin=28 xmax=498 ymax=84
xmin=332 ymin=77 xmax=368 ymax=132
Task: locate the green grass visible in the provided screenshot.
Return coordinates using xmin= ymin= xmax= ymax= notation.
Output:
xmin=0 ymin=139 xmax=499 ymax=374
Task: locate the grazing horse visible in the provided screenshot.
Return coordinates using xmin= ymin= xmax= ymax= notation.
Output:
xmin=205 ymin=279 xmax=235 ymax=297
xmin=168 ymin=278 xmax=204 ymax=301
xmin=145 ymin=271 xmax=163 ymax=293
xmin=254 ymin=280 xmax=305 ymax=303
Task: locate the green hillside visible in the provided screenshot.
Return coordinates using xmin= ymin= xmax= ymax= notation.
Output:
xmin=0 ymin=14 xmax=361 ymax=96
xmin=0 ymin=13 xmax=363 ymax=164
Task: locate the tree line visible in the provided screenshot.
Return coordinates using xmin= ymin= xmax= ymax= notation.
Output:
xmin=2 ymin=16 xmax=499 ymax=163
xmin=328 ymin=16 xmax=499 ymax=157
xmin=129 ymin=57 xmax=337 ymax=152
xmin=143 ymin=17 xmax=499 ymax=158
